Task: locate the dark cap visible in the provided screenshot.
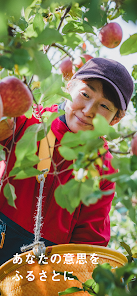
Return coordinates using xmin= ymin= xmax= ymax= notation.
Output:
xmin=72 ymin=57 xmax=134 ymax=110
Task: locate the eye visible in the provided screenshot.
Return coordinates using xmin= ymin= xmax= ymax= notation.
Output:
xmin=101 ymin=104 xmax=109 ymax=110
xmin=82 ymin=92 xmax=89 ymax=98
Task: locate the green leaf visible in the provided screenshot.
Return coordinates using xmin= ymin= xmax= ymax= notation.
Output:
xmin=58 ymin=146 xmax=77 ymax=160
xmin=54 ymin=179 xmax=81 ymax=213
xmin=84 ymin=138 xmax=104 ymax=153
xmin=120 ymin=242 xmax=132 ymax=256
xmin=128 ymin=207 xmax=136 ymax=224
xmin=92 ymin=264 xmax=114 ymax=291
xmin=17 ymin=17 xmax=28 ymax=31
xmin=0 ymin=12 xmax=8 ymax=41
xmin=3 ymin=183 xmax=17 ymax=208
xmin=61 ymin=130 xmax=85 ymax=147
xmin=20 ymin=155 xmax=40 ymax=169
xmin=33 ymin=13 xmax=45 ymax=33
xmin=93 ymin=114 xmax=109 ymax=136
xmin=70 ymin=3 xmax=83 ymax=18
xmin=119 ymin=140 xmax=129 ymax=153
xmin=0 ymin=56 xmax=14 ymax=70
xmin=40 ymin=74 xmax=72 ymax=102
xmin=0 ymin=0 xmax=33 ymax=20
xmin=12 ymin=49 xmax=30 ymax=65
xmin=84 ymin=279 xmax=95 ymax=287
xmin=120 ymin=34 xmax=137 ymax=55
xmin=29 ymin=50 xmax=52 ymax=81
xmin=106 ymin=126 xmax=120 ymax=141
xmin=81 ymin=182 xmax=102 ymax=206
xmin=35 ymin=27 xmax=63 ymax=45
xmin=60 ymin=33 xmax=83 ymax=50
xmin=9 ymin=167 xmax=22 ymax=177
xmin=42 ymin=94 xmax=64 ymax=108
xmin=62 ymin=20 xmax=95 ymax=34
xmin=25 ymin=24 xmax=38 ymax=38
xmin=0 ymin=149 xmax=6 ymax=161
xmin=121 ymin=0 xmax=137 ymax=23
xmin=25 ymin=106 xmax=33 ymax=119
xmin=85 ymin=0 xmax=107 ymax=28
xmin=0 ymin=144 xmax=4 ymax=151
xmin=41 ymin=74 xmax=63 ymax=98
xmin=15 ymin=131 xmax=37 ymax=162
xmin=59 ymin=287 xmax=83 ymax=295
xmin=83 ymin=278 xmax=99 ymax=293
xmin=132 ymin=65 xmax=137 ymax=80
xmin=14 ymin=167 xmax=41 ymax=179
xmin=130 ymin=155 xmax=137 ymax=171
xmin=45 ymin=109 xmax=65 ymax=127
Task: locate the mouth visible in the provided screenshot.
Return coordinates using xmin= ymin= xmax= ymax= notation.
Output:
xmin=75 ymin=115 xmax=92 ymax=126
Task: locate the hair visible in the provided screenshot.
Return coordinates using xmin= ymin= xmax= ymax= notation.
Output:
xmin=68 ymin=78 xmax=125 ymax=119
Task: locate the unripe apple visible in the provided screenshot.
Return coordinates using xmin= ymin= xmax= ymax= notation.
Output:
xmin=131 ymin=134 xmax=137 ymax=156
xmin=74 ymin=54 xmax=93 ymax=69
xmin=0 ymin=118 xmax=14 ymax=141
xmin=99 ymin=22 xmax=123 ymax=48
xmin=59 ymin=57 xmax=74 ymax=81
xmin=0 ymin=76 xmax=33 ymax=117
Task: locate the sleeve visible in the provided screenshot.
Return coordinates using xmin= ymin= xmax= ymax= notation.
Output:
xmin=70 ymin=150 xmax=116 ymax=246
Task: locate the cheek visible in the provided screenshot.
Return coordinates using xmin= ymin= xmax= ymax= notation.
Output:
xmin=66 ymin=96 xmax=83 ymax=113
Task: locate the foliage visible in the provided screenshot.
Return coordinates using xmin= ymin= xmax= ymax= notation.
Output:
xmin=56 ymin=256 xmax=137 ymax=295
xmin=0 ymin=0 xmax=137 ymax=294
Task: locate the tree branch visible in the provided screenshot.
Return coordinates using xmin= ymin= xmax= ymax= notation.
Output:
xmin=52 ymin=43 xmax=74 ymax=60
xmin=109 ymin=149 xmax=130 ymax=154
xmin=57 ymin=5 xmax=71 ymax=31
xmin=44 ymin=5 xmax=72 ymax=55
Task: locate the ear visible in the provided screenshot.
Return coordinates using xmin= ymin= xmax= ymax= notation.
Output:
xmin=110 ymin=110 xmax=126 ymax=126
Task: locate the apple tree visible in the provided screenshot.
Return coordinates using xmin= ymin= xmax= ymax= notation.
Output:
xmin=0 ymin=0 xmax=137 ymax=294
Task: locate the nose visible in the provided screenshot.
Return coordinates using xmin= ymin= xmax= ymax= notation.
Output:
xmin=82 ymin=100 xmax=96 ymax=118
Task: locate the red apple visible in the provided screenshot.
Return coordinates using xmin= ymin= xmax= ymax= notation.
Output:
xmin=98 ymin=22 xmax=123 ymax=49
xmin=0 ymin=95 xmax=3 ymax=120
xmin=59 ymin=57 xmax=74 ymax=81
xmin=0 ymin=118 xmax=14 ymax=141
xmin=74 ymin=54 xmax=93 ymax=69
xmin=131 ymin=134 xmax=137 ymax=155
xmin=0 ymin=76 xmax=33 ymax=117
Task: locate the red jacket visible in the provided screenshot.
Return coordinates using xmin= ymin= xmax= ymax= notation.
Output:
xmin=0 ymin=105 xmax=116 ymax=247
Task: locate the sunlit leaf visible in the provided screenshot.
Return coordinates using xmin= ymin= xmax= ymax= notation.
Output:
xmin=62 ymin=20 xmax=95 ymax=34
xmin=93 ymin=114 xmax=109 ymax=136
xmin=59 ymin=146 xmax=77 ymax=160
xmin=33 ymin=13 xmax=45 ymax=33
xmin=3 ymin=183 xmax=17 ymax=208
xmin=35 ymin=27 xmax=63 ymax=45
xmin=28 ymin=51 xmax=52 ymax=80
xmin=59 ymin=287 xmax=83 ymax=295
xmin=120 ymin=34 xmax=137 ymax=55
xmin=14 ymin=167 xmax=41 ymax=179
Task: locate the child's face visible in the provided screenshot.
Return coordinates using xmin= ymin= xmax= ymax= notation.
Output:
xmin=65 ymin=79 xmax=119 ymax=133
